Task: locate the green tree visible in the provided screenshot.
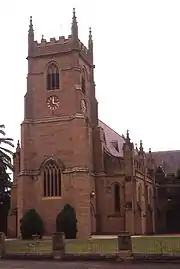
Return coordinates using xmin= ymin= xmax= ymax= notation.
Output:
xmin=0 ymin=124 xmax=14 ymax=200
xmin=20 ymin=209 xmax=44 ymax=239
xmin=0 ymin=124 xmax=14 ymax=170
xmin=56 ymin=204 xmax=77 ymax=239
xmin=0 ymin=124 xmax=14 ymax=233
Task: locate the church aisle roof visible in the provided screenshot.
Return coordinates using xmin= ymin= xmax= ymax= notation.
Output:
xmin=152 ymin=150 xmax=180 ymax=174
xmin=98 ymin=120 xmax=125 ymax=157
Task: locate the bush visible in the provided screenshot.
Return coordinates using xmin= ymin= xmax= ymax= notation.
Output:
xmin=20 ymin=208 xmax=44 ymax=240
xmin=56 ymin=204 xmax=77 ymax=239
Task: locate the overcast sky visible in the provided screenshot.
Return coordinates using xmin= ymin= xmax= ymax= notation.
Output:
xmin=0 ymin=0 xmax=180 ymax=152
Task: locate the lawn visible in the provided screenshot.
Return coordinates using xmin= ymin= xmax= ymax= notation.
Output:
xmin=5 ymin=236 xmax=180 ymax=254
xmin=131 ymin=236 xmax=180 ymax=254
xmin=5 ymin=238 xmax=118 ymax=254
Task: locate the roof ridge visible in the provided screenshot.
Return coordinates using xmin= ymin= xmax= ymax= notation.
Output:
xmin=99 ymin=120 xmax=124 ymax=138
xmin=152 ymin=150 xmax=180 ymax=153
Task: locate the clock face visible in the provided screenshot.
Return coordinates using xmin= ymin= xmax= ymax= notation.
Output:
xmin=81 ymin=99 xmax=87 ymax=113
xmin=47 ymin=95 xmax=59 ymax=111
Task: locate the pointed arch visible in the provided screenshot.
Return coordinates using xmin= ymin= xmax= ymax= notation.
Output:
xmin=47 ymin=63 xmax=59 ymax=90
xmin=114 ymin=183 xmax=120 ymax=212
xmin=137 ymin=184 xmax=142 ymax=204
xmin=40 ymin=157 xmax=65 ymax=171
xmin=148 ymin=186 xmax=153 ymax=206
xmin=42 ymin=159 xmax=61 ymax=197
xmin=81 ymin=65 xmax=88 ymax=94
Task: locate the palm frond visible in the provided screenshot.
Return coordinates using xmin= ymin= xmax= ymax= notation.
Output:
xmin=0 ymin=147 xmax=14 ymax=156
xmin=0 ymin=130 xmax=5 ymax=136
xmin=0 ymin=159 xmax=13 ymax=171
xmin=0 ymin=139 xmax=14 ymax=148
xmin=0 ymin=124 xmax=14 ymax=173
xmin=0 ymin=138 xmax=13 ymax=142
xmin=0 ymin=151 xmax=12 ymax=162
xmin=3 ymin=180 xmax=12 ymax=188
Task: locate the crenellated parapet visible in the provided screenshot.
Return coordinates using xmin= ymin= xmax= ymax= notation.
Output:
xmin=28 ymin=9 xmax=93 ymax=64
xmin=31 ymin=35 xmax=73 ymax=57
xmin=30 ymin=36 xmax=91 ymax=60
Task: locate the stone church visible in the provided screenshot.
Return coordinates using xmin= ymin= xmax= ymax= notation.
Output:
xmin=8 ymin=9 xmax=156 ymax=238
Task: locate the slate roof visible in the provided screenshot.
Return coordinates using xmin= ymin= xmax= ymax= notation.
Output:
xmin=99 ymin=120 xmax=125 ymax=157
xmin=152 ymin=150 xmax=180 ymax=174
xmin=99 ymin=121 xmax=180 ymax=175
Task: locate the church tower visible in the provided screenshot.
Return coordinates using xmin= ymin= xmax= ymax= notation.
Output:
xmin=9 ymin=9 xmax=98 ymax=238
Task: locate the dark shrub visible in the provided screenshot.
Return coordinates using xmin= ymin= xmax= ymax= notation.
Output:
xmin=20 ymin=208 xmax=44 ymax=240
xmin=56 ymin=204 xmax=77 ymax=239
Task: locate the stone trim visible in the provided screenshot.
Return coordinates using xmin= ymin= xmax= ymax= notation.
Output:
xmin=23 ymin=113 xmax=86 ymax=124
xmin=18 ymin=167 xmax=89 ymax=177
xmin=75 ymin=84 xmax=82 ymax=91
xmin=91 ymin=172 xmax=106 ymax=177
xmin=19 ymin=169 xmax=40 ymax=177
xmin=63 ymin=167 xmax=89 ymax=174
xmin=28 ymin=72 xmax=44 ymax=76
xmin=42 ymin=196 xmax=63 ymax=200
xmin=61 ymin=66 xmax=81 ymax=72
xmin=91 ymin=172 xmax=125 ymax=177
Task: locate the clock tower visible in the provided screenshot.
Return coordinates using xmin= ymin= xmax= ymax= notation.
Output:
xmin=9 ymin=9 xmax=98 ymax=238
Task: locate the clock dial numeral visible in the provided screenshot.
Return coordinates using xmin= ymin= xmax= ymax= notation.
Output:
xmin=47 ymin=95 xmax=59 ymax=111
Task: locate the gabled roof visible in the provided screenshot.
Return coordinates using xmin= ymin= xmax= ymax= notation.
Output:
xmin=152 ymin=150 xmax=180 ymax=174
xmin=98 ymin=120 xmax=125 ymax=157
xmin=155 ymin=165 xmax=166 ymax=176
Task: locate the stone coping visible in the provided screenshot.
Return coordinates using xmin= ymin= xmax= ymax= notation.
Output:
xmin=2 ymin=252 xmax=180 ymax=263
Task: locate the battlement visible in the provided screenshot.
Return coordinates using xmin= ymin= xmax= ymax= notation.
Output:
xmin=31 ymin=35 xmax=90 ymax=61
xmin=28 ymin=9 xmax=93 ymax=63
xmin=35 ymin=34 xmax=72 ymax=46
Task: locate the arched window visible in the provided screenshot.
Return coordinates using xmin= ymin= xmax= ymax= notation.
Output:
xmin=43 ymin=160 xmax=61 ymax=197
xmin=138 ymin=185 xmax=141 ymax=204
xmin=148 ymin=187 xmax=152 ymax=206
xmin=114 ymin=183 xmax=120 ymax=212
xmin=47 ymin=64 xmax=59 ymax=90
xmin=81 ymin=68 xmax=86 ymax=94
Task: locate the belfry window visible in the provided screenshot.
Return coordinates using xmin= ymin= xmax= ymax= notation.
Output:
xmin=47 ymin=64 xmax=59 ymax=90
xmin=81 ymin=69 xmax=86 ymax=94
xmin=114 ymin=183 xmax=120 ymax=212
xmin=43 ymin=160 xmax=61 ymax=197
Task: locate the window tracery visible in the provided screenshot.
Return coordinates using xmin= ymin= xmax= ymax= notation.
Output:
xmin=81 ymin=67 xmax=86 ymax=94
xmin=43 ymin=160 xmax=61 ymax=197
xmin=47 ymin=64 xmax=59 ymax=90
xmin=114 ymin=183 xmax=120 ymax=212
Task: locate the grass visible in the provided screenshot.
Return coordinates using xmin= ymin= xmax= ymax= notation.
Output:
xmin=6 ymin=239 xmax=52 ymax=254
xmin=131 ymin=236 xmax=180 ymax=254
xmin=66 ymin=239 xmax=117 ymax=253
xmin=5 ymin=238 xmax=117 ymax=254
xmin=5 ymin=236 xmax=180 ymax=255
